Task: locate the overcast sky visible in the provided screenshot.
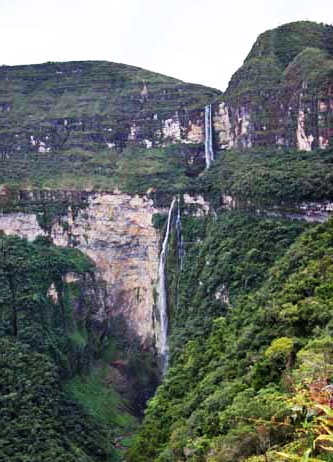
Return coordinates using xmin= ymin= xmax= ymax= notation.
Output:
xmin=0 ymin=0 xmax=332 ymax=91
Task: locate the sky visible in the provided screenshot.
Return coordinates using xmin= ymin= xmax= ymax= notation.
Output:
xmin=0 ymin=0 xmax=332 ymax=91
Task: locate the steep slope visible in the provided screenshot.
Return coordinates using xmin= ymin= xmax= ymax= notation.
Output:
xmin=1 ymin=20 xmax=333 ymax=462
xmin=217 ymin=21 xmax=333 ymax=150
xmin=128 ymin=208 xmax=333 ymax=462
xmin=0 ymin=236 xmax=136 ymax=461
xmin=0 ymin=60 xmax=220 ymax=191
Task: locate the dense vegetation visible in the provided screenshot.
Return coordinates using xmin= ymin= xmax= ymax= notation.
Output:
xmin=227 ymin=21 xmax=333 ymax=99
xmin=1 ymin=19 xmax=333 ymax=462
xmin=0 ymin=236 xmax=135 ymax=461
xmin=128 ymin=212 xmax=333 ymax=462
xmin=1 ymin=145 xmax=333 ymax=215
xmin=196 ymin=147 xmax=333 ymax=207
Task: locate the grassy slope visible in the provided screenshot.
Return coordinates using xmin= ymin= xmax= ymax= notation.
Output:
xmin=195 ymin=147 xmax=333 ymax=207
xmin=0 ymin=60 xmax=220 ymax=193
xmin=226 ymin=21 xmax=333 ymax=100
xmin=0 ymin=144 xmax=193 ymax=193
xmin=0 ymin=60 xmax=220 ymax=120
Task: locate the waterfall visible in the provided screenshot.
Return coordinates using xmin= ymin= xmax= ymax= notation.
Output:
xmin=157 ymin=197 xmax=176 ymax=373
xmin=205 ymin=104 xmax=214 ymax=169
xmin=175 ymin=196 xmax=184 ymax=271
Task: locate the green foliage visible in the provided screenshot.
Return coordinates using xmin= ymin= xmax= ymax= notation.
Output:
xmin=128 ymin=215 xmax=333 ymax=462
xmin=0 ymin=338 xmax=116 ymax=461
xmin=169 ymin=211 xmax=306 ymax=350
xmin=0 ymin=59 xmax=219 ymax=195
xmin=228 ymin=21 xmax=333 ymax=100
xmin=0 ymin=235 xmax=93 ymax=364
xmin=283 ymin=48 xmax=333 ymax=87
xmin=64 ymin=368 xmax=137 ymax=430
xmin=225 ymin=21 xmax=333 ymax=149
xmin=246 ymin=21 xmax=333 ymax=69
xmin=0 ymin=144 xmax=192 ymax=195
xmin=0 ymin=236 xmax=135 ymax=461
xmin=196 ymin=147 xmax=333 ymax=207
xmin=265 ymin=338 xmax=294 ymax=361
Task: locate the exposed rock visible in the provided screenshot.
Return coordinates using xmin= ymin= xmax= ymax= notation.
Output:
xmin=214 ymin=284 xmax=230 ymax=305
xmin=161 ymin=115 xmax=182 ymax=142
xmin=186 ymin=119 xmax=205 ymax=144
xmin=0 ymin=60 xmax=220 ymax=158
xmin=47 ymin=282 xmax=59 ymax=304
xmin=222 ymin=21 xmax=333 ymax=150
xmin=0 ymin=193 xmax=160 ymax=346
xmin=213 ymin=102 xmax=234 ymax=149
xmin=0 ymin=212 xmax=46 ymax=241
xmin=297 ymin=109 xmax=314 ymax=151
xmin=183 ymin=193 xmax=210 ymax=216
xmin=220 ymin=193 xmax=333 ymax=223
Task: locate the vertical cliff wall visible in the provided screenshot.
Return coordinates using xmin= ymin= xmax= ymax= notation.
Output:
xmin=0 ymin=192 xmax=160 ymax=348
xmin=213 ymin=22 xmax=333 ymax=151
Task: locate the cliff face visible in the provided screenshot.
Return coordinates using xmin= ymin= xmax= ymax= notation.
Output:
xmin=0 ymin=191 xmax=213 ymax=352
xmin=0 ymin=192 xmax=160 ymax=347
xmin=0 ymin=60 xmax=220 ymax=158
xmin=216 ymin=21 xmax=333 ymax=150
xmin=1 ymin=21 xmax=332 ymax=354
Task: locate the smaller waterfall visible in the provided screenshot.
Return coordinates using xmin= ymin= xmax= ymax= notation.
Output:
xmin=157 ymin=197 xmax=176 ymax=373
xmin=175 ymin=196 xmax=185 ymax=271
xmin=205 ymin=104 xmax=214 ymax=169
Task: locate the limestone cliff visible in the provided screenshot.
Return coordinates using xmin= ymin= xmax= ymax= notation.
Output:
xmin=0 ymin=191 xmax=214 ymax=352
xmin=0 ymin=192 xmax=160 ymax=348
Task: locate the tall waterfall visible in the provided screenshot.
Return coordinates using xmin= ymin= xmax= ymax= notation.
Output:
xmin=157 ymin=197 xmax=176 ymax=373
xmin=175 ymin=196 xmax=184 ymax=271
xmin=205 ymin=104 xmax=214 ymax=169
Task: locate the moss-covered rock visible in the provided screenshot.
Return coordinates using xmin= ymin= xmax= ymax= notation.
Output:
xmin=222 ymin=21 xmax=333 ymax=150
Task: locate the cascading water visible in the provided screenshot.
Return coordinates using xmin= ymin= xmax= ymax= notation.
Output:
xmin=157 ymin=197 xmax=176 ymax=373
xmin=175 ymin=196 xmax=185 ymax=271
xmin=205 ymin=104 xmax=214 ymax=169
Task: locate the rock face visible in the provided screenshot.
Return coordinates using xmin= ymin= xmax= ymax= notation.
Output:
xmin=214 ymin=21 xmax=333 ymax=151
xmin=53 ymin=193 xmax=161 ymax=345
xmin=0 ymin=213 xmax=47 ymax=241
xmin=0 ymin=192 xmax=160 ymax=347
xmin=1 ymin=21 xmax=332 ymax=360
xmin=1 ymin=22 xmax=332 ymax=197
xmin=0 ymin=61 xmax=220 ymax=159
xmin=220 ymin=194 xmax=333 ymax=223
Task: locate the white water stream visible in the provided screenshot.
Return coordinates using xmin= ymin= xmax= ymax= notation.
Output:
xmin=157 ymin=197 xmax=176 ymax=373
xmin=175 ymin=196 xmax=184 ymax=271
xmin=205 ymin=104 xmax=214 ymax=169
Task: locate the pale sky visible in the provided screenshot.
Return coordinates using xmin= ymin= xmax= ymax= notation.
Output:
xmin=0 ymin=0 xmax=332 ymax=91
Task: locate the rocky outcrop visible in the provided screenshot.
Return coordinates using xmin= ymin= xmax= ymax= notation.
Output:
xmin=0 ymin=192 xmax=160 ymax=347
xmin=216 ymin=22 xmax=333 ymax=151
xmin=183 ymin=193 xmax=210 ymax=216
xmin=0 ymin=213 xmax=47 ymax=241
xmin=221 ymin=194 xmax=333 ymax=223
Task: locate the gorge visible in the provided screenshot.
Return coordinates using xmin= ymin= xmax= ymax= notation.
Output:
xmin=1 ymin=19 xmax=333 ymax=462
